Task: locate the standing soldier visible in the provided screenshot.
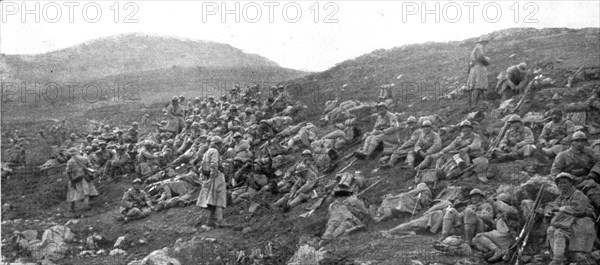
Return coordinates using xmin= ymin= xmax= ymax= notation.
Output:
xmin=467 ymin=35 xmax=491 ymax=106
xmin=165 ymin=96 xmax=185 ymax=134
xmin=65 ymin=147 xmax=98 ymax=212
xmin=196 ymin=136 xmax=229 ymax=229
xmin=354 ymin=103 xmax=399 ymax=160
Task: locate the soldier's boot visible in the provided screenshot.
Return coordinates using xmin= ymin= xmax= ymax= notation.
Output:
xmin=463 ymin=223 xmax=476 ymax=245
xmin=549 ymin=236 xmax=566 ymax=265
xmin=477 ymin=236 xmax=505 ymax=262
xmin=82 ymin=197 xmax=91 ymax=211
xmin=385 ymin=153 xmax=400 ymax=168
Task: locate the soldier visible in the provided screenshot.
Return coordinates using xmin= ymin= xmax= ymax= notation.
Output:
xmin=539 ymin=109 xmax=575 ymax=159
xmin=286 ymin=123 xmax=318 ymax=151
xmin=402 ymin=120 xmax=442 ymax=170
xmin=564 ymin=88 xmax=600 ymax=135
xmin=495 ymin=62 xmax=529 ymax=100
xmin=544 ymin=173 xmax=597 ymax=265
xmin=8 ymin=144 xmax=26 ymax=166
xmin=550 ymin=131 xmax=600 ymax=210
xmin=165 ymin=96 xmax=185 ymax=134
xmin=119 ymin=178 xmax=153 ymax=223
xmin=492 ymin=114 xmax=536 ymax=162
xmin=272 ymin=163 xmax=318 ymax=211
xmin=354 ymin=103 xmax=399 ymax=160
xmin=99 ymin=125 xmax=116 ymax=143
xmin=196 ymin=136 xmax=229 ymax=229
xmin=467 ymin=35 xmax=491 ymax=106
xmin=65 ymin=147 xmax=98 ymax=212
xmin=95 ymin=141 xmax=113 ymax=168
xmin=137 ymin=141 xmax=160 ymax=176
xmin=272 ymin=85 xmax=290 ymax=113
xmin=382 ymin=116 xmax=421 ymax=168
xmin=441 ymin=189 xmax=494 ymax=244
xmin=105 ymin=145 xmax=132 ymax=180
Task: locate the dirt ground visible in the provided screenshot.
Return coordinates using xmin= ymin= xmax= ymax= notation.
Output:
xmin=1 ymin=71 xmax=599 ymax=265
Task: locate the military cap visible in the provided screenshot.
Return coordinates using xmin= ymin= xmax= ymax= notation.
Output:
xmin=86 ymin=135 xmax=94 ymax=139
xmin=508 ymin=114 xmax=522 ymax=123
xmin=422 ymin=120 xmax=432 ymax=127
xmin=459 ymin=120 xmax=472 ymax=128
xmin=132 ymin=122 xmax=139 ymax=126
xmin=517 ymin=62 xmax=527 ymax=71
xmin=469 ymin=188 xmax=484 ymax=197
xmin=103 ymin=125 xmax=110 ymax=129
xmin=66 ymin=147 xmax=79 ymax=156
xmin=233 ymin=132 xmax=243 ymax=138
xmin=571 ymin=131 xmax=587 ymax=141
xmin=98 ymin=141 xmax=107 ymax=146
xmin=211 ymin=136 xmax=223 ymax=143
xmin=375 ymin=102 xmax=388 ymax=108
xmin=185 ymin=119 xmax=193 ymax=124
xmin=192 ymin=122 xmax=201 ymax=128
xmin=407 ymin=116 xmax=417 ymax=123
xmin=302 ymin=150 xmax=313 ymax=156
xmin=84 ymin=146 xmax=93 ymax=151
xmin=172 ymin=96 xmax=179 ymax=101
xmin=555 ymin=172 xmax=575 ymax=183
xmin=132 ymin=178 xmax=142 ymax=184
xmin=295 ymin=163 xmax=308 ymax=173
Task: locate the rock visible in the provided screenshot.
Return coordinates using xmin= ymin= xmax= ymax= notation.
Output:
xmin=410 ymin=261 xmax=424 ymax=265
xmin=30 ymin=225 xmax=75 ymax=261
xmin=592 ymin=250 xmax=600 ymax=260
xmin=287 ymin=244 xmax=325 ymax=265
xmin=64 ymin=219 xmax=79 ymax=226
xmin=242 ymin=227 xmax=254 ymax=234
xmin=127 ymin=260 xmax=144 ymax=265
xmin=248 ymin=202 xmax=260 ymax=213
xmin=114 ymin=235 xmax=127 ymax=248
xmin=109 ymin=248 xmax=126 ymax=256
xmin=96 ymin=249 xmax=107 ymax=255
xmin=142 ymin=248 xmax=181 ymax=265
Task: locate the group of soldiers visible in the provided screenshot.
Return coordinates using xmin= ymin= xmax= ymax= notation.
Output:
xmin=350 ymin=87 xmax=599 ymax=264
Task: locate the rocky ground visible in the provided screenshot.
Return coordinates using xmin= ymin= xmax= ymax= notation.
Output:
xmin=2 ymin=28 xmax=600 ymax=265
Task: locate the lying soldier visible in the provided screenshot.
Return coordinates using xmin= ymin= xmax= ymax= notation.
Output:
xmin=492 ymin=114 xmax=536 ymax=162
xmin=119 ymin=178 xmax=153 ymax=223
xmin=320 ymin=174 xmax=369 ymax=245
xmin=354 ymin=102 xmax=399 ymax=160
xmin=153 ymin=169 xmax=202 ymax=212
xmin=544 ymin=172 xmax=597 ymax=265
xmin=374 ymin=182 xmax=432 ymax=222
xmin=286 ymin=123 xmax=318 ymax=151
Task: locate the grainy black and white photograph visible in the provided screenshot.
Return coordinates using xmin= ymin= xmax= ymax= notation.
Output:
xmin=1 ymin=1 xmax=599 ymax=264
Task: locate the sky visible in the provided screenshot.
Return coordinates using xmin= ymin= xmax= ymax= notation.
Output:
xmin=1 ymin=1 xmax=599 ymax=72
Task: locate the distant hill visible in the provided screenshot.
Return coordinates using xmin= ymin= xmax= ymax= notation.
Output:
xmin=1 ymin=33 xmax=301 ymax=82
xmin=283 ymin=27 xmax=600 ymax=117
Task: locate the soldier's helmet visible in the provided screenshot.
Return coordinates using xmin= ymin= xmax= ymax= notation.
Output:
xmin=294 ymin=163 xmax=308 ymax=174
xmin=555 ymin=172 xmax=575 ymax=183
xmin=469 ymin=188 xmax=484 ymax=197
xmin=508 ymin=114 xmax=522 ymax=123
xmin=571 ymin=131 xmax=587 ymax=141
xmin=459 ymin=120 xmax=472 ymax=128
xmin=407 ymin=116 xmax=417 ymax=124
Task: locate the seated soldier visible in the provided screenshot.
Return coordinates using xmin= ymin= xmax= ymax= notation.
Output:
xmin=354 ymin=103 xmax=399 ymax=160
xmin=544 ymin=173 xmax=597 ymax=265
xmin=118 ymin=178 xmax=153 ymax=223
xmin=105 ymin=145 xmax=132 ymax=180
xmin=374 ymin=182 xmax=433 ymax=222
xmin=492 ymin=114 xmax=536 ymax=162
xmin=230 ymin=162 xmax=268 ymax=204
xmin=272 ymin=163 xmax=318 ymax=211
xmin=539 ymin=109 xmax=575 ymax=159
xmin=137 ymin=140 xmax=160 ymax=176
xmin=470 ymin=213 xmax=520 ymax=263
xmin=441 ymin=189 xmax=494 ymax=244
xmin=382 ymin=116 xmax=421 ymax=168
xmin=551 ymin=131 xmax=600 ymax=211
xmin=402 ymin=120 xmax=442 ymax=170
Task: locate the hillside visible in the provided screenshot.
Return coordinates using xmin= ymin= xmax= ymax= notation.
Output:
xmin=284 ymin=27 xmax=600 ymax=118
xmin=1 ymin=33 xmax=293 ymax=82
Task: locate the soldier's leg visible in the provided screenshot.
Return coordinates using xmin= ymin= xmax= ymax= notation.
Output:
xmin=441 ymin=208 xmax=460 ymax=238
xmin=288 ymin=193 xmax=310 ymax=209
xmin=415 ymin=155 xmax=433 ymax=171
xmin=364 ymin=134 xmax=383 ymax=156
xmin=548 ymin=227 xmax=567 ymax=265
xmin=521 ymin=144 xmax=536 ymax=157
xmin=463 ymin=208 xmax=478 ymax=244
xmin=125 ymin=207 xmax=142 ymax=219
xmin=322 ymin=220 xmax=340 ymax=240
xmin=387 ymin=148 xmax=402 ymax=166
xmin=82 ymin=196 xmax=90 ymax=210
xmin=214 ymin=206 xmax=224 ymax=224
xmin=272 ymin=193 xmax=291 ymax=208
xmin=405 ymin=151 xmax=416 ymax=167
xmin=579 ymin=180 xmax=600 ymax=210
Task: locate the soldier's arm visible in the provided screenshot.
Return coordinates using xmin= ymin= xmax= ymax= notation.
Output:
xmin=382 ymin=115 xmax=399 ymax=135
xmin=565 ymin=121 xmax=575 ymax=134
xmin=558 ymin=191 xmax=588 ymax=216
xmin=426 ymin=134 xmax=442 ymax=154
xmin=550 ymin=153 xmax=565 ymax=176
xmin=477 ymin=202 xmax=494 ymax=222
xmin=498 ymin=131 xmax=510 ymax=149
xmin=441 ymin=137 xmax=458 ymax=153
xmin=538 ymin=124 xmax=549 ymax=145
xmin=121 ymin=190 xmax=134 ymax=208
xmin=414 ymin=136 xmax=424 ymax=153
xmin=517 ymin=128 xmax=535 ymax=147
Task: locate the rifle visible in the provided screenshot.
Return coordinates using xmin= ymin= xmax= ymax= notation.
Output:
xmin=510 ymin=77 xmax=537 ymax=114
xmin=505 ymin=183 xmax=545 ymax=264
xmin=486 ymin=121 xmax=508 ymax=158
